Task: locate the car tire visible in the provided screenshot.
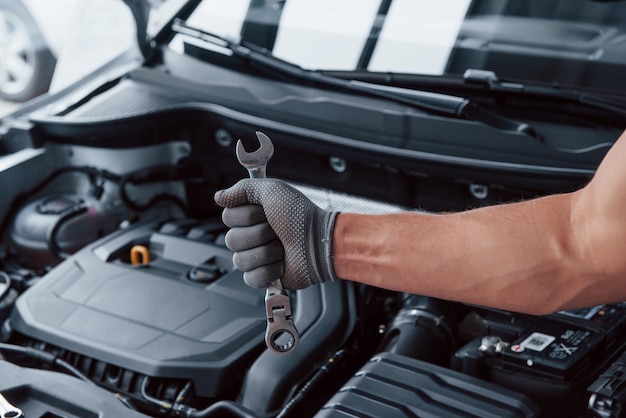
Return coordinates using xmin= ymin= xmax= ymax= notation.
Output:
xmin=0 ymin=0 xmax=56 ymax=102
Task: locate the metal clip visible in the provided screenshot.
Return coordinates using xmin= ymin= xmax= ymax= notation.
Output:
xmin=265 ymin=280 xmax=299 ymax=354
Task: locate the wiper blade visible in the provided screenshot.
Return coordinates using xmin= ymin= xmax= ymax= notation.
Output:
xmin=463 ymin=69 xmax=626 ymax=118
xmin=171 ymin=20 xmax=540 ymax=140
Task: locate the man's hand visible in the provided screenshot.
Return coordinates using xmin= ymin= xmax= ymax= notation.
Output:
xmin=214 ymin=178 xmax=338 ymax=290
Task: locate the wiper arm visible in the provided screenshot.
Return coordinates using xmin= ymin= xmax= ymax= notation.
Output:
xmin=464 ymin=69 xmax=626 ymax=119
xmin=171 ymin=20 xmax=540 ymax=140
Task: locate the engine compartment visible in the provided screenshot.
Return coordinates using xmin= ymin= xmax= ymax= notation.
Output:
xmin=0 ymin=62 xmax=624 ymax=418
xmin=10 ymin=217 xmax=265 ymax=399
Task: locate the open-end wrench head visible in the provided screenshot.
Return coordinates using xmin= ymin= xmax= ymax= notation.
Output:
xmin=235 ymin=131 xmax=274 ymax=178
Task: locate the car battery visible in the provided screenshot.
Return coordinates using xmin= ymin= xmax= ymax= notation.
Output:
xmin=453 ymin=304 xmax=626 ymax=417
xmin=501 ymin=319 xmax=603 ymax=380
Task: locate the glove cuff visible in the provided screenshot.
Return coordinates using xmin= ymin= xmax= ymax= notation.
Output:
xmin=317 ymin=210 xmax=339 ymax=283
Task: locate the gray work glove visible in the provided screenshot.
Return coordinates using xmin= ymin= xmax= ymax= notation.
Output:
xmin=214 ymin=178 xmax=338 ymax=290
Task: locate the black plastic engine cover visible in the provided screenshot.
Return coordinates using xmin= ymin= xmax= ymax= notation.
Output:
xmin=8 ymin=218 xmax=266 ymax=398
xmin=317 ymin=352 xmax=539 ymax=418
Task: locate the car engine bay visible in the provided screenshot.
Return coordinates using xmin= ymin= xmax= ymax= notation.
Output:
xmin=0 ymin=43 xmax=625 ymax=418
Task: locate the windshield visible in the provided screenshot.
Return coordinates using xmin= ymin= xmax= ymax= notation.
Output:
xmin=171 ymin=0 xmax=626 ymax=93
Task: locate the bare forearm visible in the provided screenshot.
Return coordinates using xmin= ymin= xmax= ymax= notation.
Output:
xmin=332 ymin=191 xmax=604 ymax=315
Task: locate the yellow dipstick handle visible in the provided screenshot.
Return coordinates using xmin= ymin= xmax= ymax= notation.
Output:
xmin=130 ymin=245 xmax=150 ymax=266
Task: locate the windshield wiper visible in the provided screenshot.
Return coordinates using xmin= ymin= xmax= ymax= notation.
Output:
xmin=170 ymin=20 xmax=541 ymax=140
xmin=463 ymin=69 xmax=626 ymax=119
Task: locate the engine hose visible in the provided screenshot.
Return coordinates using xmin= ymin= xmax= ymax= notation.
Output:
xmin=172 ymin=381 xmax=192 ymax=411
xmin=185 ymin=401 xmax=259 ymax=418
xmin=140 ymin=377 xmax=172 ymax=410
xmin=276 ymin=349 xmax=347 ymax=418
xmin=140 ymin=378 xmax=261 ymax=418
xmin=0 ymin=342 xmax=92 ymax=384
xmin=378 ymin=295 xmax=460 ymax=366
xmin=118 ymin=162 xmax=202 ymax=215
xmin=46 ymin=203 xmax=89 ymax=261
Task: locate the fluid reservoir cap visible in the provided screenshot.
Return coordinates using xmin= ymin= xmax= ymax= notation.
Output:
xmin=37 ymin=195 xmax=84 ymax=215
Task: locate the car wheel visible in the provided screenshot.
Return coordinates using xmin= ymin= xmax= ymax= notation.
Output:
xmin=0 ymin=0 xmax=56 ymax=102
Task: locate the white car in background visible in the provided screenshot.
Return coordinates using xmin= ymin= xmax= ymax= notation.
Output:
xmin=0 ymin=0 xmax=136 ymax=102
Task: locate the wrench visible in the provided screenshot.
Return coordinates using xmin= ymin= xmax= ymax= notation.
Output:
xmin=235 ymin=131 xmax=299 ymax=354
xmin=0 ymin=393 xmax=23 ymax=418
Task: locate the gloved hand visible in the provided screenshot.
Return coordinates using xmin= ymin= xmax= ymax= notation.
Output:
xmin=214 ymin=178 xmax=338 ymax=290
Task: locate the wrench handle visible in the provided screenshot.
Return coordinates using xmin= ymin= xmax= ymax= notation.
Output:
xmin=0 ymin=393 xmax=23 ymax=418
xmin=247 ymin=166 xmax=267 ymax=178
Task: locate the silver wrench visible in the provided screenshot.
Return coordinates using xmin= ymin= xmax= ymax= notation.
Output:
xmin=235 ymin=131 xmax=299 ymax=354
xmin=0 ymin=393 xmax=23 ymax=418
